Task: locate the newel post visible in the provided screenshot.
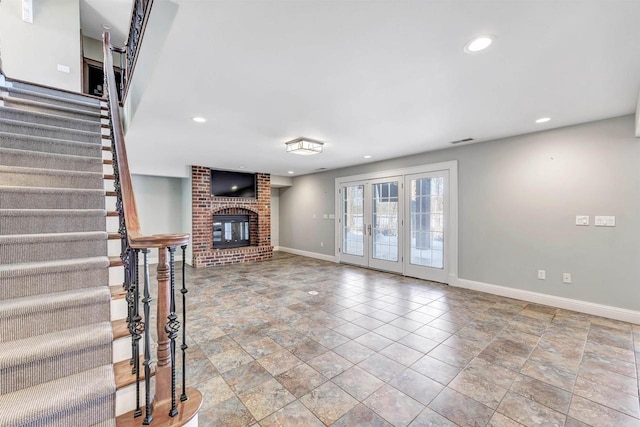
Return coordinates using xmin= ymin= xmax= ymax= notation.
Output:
xmin=155 ymin=246 xmax=172 ymax=403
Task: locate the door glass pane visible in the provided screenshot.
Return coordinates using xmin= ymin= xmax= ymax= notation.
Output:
xmin=409 ymin=177 xmax=444 ymax=268
xmin=343 ymin=185 xmax=364 ymax=256
xmin=372 ymin=181 xmax=399 ymax=261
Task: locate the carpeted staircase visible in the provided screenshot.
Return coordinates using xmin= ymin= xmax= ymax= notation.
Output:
xmin=0 ymin=78 xmax=117 ymax=426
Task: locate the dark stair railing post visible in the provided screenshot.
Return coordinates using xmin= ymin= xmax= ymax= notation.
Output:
xmin=132 ymin=249 xmax=144 ymax=417
xmin=166 ymin=246 xmax=180 ymax=417
xmin=141 ymin=248 xmax=153 ymax=425
xmin=180 ymin=244 xmax=188 ymax=402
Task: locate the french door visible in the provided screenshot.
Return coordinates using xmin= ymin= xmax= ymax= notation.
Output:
xmin=340 ymin=177 xmax=403 ymax=273
xmin=338 ymin=168 xmax=451 ymax=283
xmin=404 ymin=171 xmax=449 ymax=282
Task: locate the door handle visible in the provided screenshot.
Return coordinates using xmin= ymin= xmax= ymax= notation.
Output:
xmin=367 ymin=224 xmax=372 ymax=235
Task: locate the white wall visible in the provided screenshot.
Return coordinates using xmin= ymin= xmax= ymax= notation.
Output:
xmin=0 ymin=0 xmax=82 ymax=92
xmin=279 ymin=115 xmax=640 ymax=313
xmin=271 ymin=188 xmax=280 ymax=248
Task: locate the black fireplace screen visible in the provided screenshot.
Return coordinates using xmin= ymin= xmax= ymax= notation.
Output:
xmin=213 ymin=215 xmax=250 ymax=249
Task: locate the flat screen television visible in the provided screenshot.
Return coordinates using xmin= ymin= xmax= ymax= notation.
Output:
xmin=210 ymin=170 xmax=257 ymax=198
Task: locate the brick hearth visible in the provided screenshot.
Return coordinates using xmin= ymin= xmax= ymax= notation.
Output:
xmin=191 ymin=166 xmax=272 ymax=267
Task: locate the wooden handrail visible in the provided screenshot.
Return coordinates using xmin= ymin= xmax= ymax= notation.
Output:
xmin=102 ymin=31 xmax=188 ymax=250
xmin=103 ymin=30 xmax=198 ymax=425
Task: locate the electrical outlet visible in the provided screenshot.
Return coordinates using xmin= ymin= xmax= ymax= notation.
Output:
xmin=537 ymin=270 xmax=546 ymax=280
xmin=575 ymin=215 xmax=589 ymax=226
xmin=563 ymin=273 xmax=572 ymax=284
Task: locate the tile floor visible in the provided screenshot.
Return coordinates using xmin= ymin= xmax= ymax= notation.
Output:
xmin=173 ymin=252 xmax=640 ymax=426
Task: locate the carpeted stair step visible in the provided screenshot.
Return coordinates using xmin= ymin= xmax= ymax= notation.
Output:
xmin=0 ymin=231 xmax=107 ymax=264
xmin=0 ymin=95 xmax=103 ymax=121
xmin=7 ymin=80 xmax=102 ymax=105
xmin=0 ymin=118 xmax=102 ymax=143
xmin=2 ymin=86 xmax=102 ymax=113
xmin=0 ymin=132 xmax=102 ymax=157
xmin=0 ymin=209 xmax=106 ymax=234
xmin=0 ymin=106 xmax=101 ymax=133
xmin=0 ymin=287 xmax=111 ymax=342
xmin=0 ymin=147 xmax=103 ymax=172
xmin=0 ymin=364 xmax=116 ymax=427
xmin=0 ymin=322 xmax=113 ymax=394
xmin=0 ymin=186 xmax=105 ymax=209
xmin=0 ymin=165 xmax=104 ymax=189
xmin=0 ymin=257 xmax=109 ymax=300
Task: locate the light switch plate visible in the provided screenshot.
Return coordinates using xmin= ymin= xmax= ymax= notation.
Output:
xmin=575 ymin=215 xmax=589 ymax=226
xmin=595 ymin=216 xmax=615 ymax=227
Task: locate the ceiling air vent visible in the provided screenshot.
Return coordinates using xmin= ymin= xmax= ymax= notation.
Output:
xmin=450 ymin=138 xmax=474 ymax=145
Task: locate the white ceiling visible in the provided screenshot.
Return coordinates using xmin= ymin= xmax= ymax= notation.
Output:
xmin=80 ymin=0 xmax=133 ymax=46
xmin=102 ymin=0 xmax=640 ymax=178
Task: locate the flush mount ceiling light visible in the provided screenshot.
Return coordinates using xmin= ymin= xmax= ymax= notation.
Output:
xmin=285 ymin=137 xmax=324 ymax=155
xmin=464 ymin=35 xmax=495 ymax=53
xmin=364 ymin=155 xmax=372 ymax=159
xmin=536 ymin=117 xmax=551 ymax=123
xmin=288 ymin=170 xmax=294 ymax=174
xmin=191 ymin=116 xmax=207 ymax=123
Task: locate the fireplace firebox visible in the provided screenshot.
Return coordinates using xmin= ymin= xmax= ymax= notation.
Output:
xmin=213 ymin=215 xmax=250 ymax=249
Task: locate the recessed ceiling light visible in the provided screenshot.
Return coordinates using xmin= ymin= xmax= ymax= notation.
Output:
xmin=238 ymin=166 xmax=245 ymax=169
xmin=364 ymin=155 xmax=372 ymax=159
xmin=191 ymin=117 xmax=207 ymax=123
xmin=536 ymin=117 xmax=551 ymax=123
xmin=464 ymin=35 xmax=494 ymax=53
xmin=287 ymin=170 xmax=294 ymax=174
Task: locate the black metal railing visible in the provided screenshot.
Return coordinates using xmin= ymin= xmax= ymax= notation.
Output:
xmin=103 ymin=30 xmax=196 ymax=423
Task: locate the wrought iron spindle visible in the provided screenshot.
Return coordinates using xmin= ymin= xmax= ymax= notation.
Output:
xmin=141 ymin=248 xmax=153 ymax=425
xmin=180 ymin=244 xmax=188 ymax=402
xmin=165 ymin=246 xmax=180 ymax=417
xmin=132 ymin=249 xmax=144 ymax=417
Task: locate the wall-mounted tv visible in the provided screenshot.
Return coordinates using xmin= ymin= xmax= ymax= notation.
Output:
xmin=210 ymin=170 xmax=257 ymax=198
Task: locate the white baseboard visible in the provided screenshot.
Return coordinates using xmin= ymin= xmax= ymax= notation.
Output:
xmin=452 ymin=276 xmax=640 ymax=324
xmin=277 ymin=246 xmax=337 ymax=263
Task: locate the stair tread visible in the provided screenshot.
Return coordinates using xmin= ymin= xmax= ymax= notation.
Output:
xmin=0 ymin=256 xmax=110 ymax=276
xmin=0 ymin=94 xmax=102 ymax=118
xmin=114 ymin=355 xmax=156 ymax=390
xmin=112 ymin=318 xmax=129 ymax=340
xmin=0 ymin=146 xmax=104 ymax=163
xmin=0 ymin=321 xmax=112 ymax=367
xmin=0 ymin=365 xmax=115 ymax=425
xmin=0 ymin=164 xmax=104 ymax=177
xmin=0 ymin=286 xmax=111 ymax=319
xmin=115 ymin=387 xmax=203 ymax=427
xmin=0 ymin=208 xmax=106 ymax=216
xmin=5 ymin=85 xmax=102 ymax=108
xmin=110 ymin=256 xmax=124 ymax=267
xmin=110 ymin=284 xmax=127 ymax=300
xmin=0 ymin=230 xmax=107 ymax=244
xmin=0 ymin=117 xmax=102 ymax=136
xmin=0 ymin=131 xmax=104 ymax=152
xmin=0 ymin=106 xmax=101 ymax=127
xmin=0 ymin=185 xmax=106 ymax=195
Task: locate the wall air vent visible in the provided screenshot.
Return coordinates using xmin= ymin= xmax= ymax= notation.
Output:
xmin=450 ymin=138 xmax=474 ymax=145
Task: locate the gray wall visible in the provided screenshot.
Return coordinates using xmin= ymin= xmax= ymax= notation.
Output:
xmin=279 ymin=115 xmax=640 ymax=311
xmin=0 ymin=0 xmax=82 ymax=92
xmin=131 ymin=174 xmax=187 ymax=236
xmin=271 ymin=188 xmax=280 ymax=248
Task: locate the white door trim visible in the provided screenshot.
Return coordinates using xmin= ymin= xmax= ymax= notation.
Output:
xmin=335 ymin=160 xmax=458 ymax=283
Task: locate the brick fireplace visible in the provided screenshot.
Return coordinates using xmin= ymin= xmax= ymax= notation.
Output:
xmin=191 ymin=166 xmax=272 ymax=267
